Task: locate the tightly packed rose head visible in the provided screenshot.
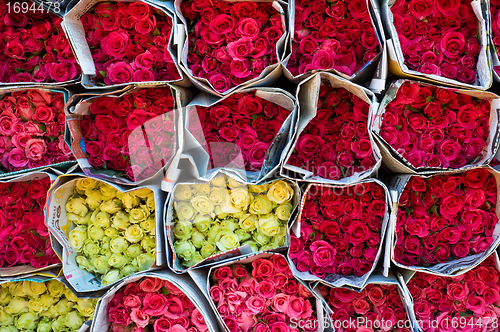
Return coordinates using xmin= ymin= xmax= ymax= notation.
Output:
xmin=209 ymin=255 xmax=319 ymax=332
xmin=0 ymin=177 xmax=60 ymax=269
xmin=0 ymin=0 xmax=80 ymax=83
xmin=182 ymin=0 xmax=284 ymax=92
xmin=0 ymin=280 xmax=97 ymax=332
xmin=172 ymin=176 xmax=295 ymax=268
xmin=81 ymin=1 xmax=181 ymax=86
xmin=67 ymin=178 xmax=156 ymax=286
xmin=108 ymin=276 xmax=208 ymax=332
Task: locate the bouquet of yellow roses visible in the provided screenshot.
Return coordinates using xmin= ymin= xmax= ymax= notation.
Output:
xmin=166 ymin=174 xmax=299 ymax=272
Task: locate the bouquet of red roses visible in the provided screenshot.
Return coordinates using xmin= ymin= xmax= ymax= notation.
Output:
xmin=282 ymin=73 xmax=381 ymax=183
xmin=179 ymin=0 xmax=286 ymax=94
xmin=69 ymin=0 xmax=181 ymax=87
xmin=0 ymin=0 xmax=80 ymax=84
xmin=374 ymin=80 xmax=497 ymax=171
xmin=317 ymin=281 xmax=412 ymax=332
xmin=392 ymin=168 xmax=499 ymax=275
xmin=0 ymin=174 xmax=60 ymax=272
xmin=285 ymin=0 xmax=382 ymax=79
xmin=105 ymin=276 xmax=211 ymax=332
xmin=491 ymin=0 xmax=500 ymax=79
xmin=68 ymin=87 xmax=177 ymax=183
xmin=289 ymin=181 xmax=388 ymax=288
xmin=208 ymin=254 xmax=320 ymax=332
xmin=0 ymin=88 xmax=74 ymax=174
xmin=407 ymin=255 xmax=500 ymax=331
xmin=186 ymin=89 xmax=293 ymax=180
xmin=384 ymin=0 xmax=491 ymax=89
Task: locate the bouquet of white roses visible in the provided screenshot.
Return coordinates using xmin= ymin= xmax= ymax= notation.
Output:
xmin=167 ymin=174 xmax=299 ymax=272
xmin=0 ymin=279 xmax=97 ymax=332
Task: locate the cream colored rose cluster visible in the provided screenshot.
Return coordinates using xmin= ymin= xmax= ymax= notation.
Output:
xmin=0 ymin=280 xmax=97 ymax=332
xmin=67 ymin=178 xmax=156 ymax=286
xmin=172 ymin=176 xmax=295 ymax=268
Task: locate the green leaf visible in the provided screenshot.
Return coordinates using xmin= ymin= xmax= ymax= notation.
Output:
xmin=429 ymin=204 xmax=439 ymax=215
xmin=395 ymin=125 xmax=402 ymax=130
xmin=15 ymin=68 xmax=26 ymax=73
xmin=459 ymin=311 xmax=474 ymax=318
xmin=153 ymin=28 xmax=160 ymax=36
xmin=99 ymin=70 xmax=107 ymax=78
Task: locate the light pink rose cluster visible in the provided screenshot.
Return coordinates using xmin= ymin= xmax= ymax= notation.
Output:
xmin=408 ymin=255 xmax=500 ymax=332
xmin=0 ymin=0 xmax=80 ymax=83
xmin=0 ymin=89 xmax=74 ymax=173
xmin=108 ymin=277 xmax=208 ymax=332
xmin=181 ymin=0 xmax=284 ymax=93
xmin=81 ymin=1 xmax=181 ymax=86
xmin=209 ymin=255 xmax=319 ymax=332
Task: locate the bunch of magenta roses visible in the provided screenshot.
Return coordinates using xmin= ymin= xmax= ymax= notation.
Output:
xmin=169 ymin=175 xmax=296 ymax=271
xmin=0 ymin=279 xmax=97 ymax=332
xmin=393 ymin=168 xmax=499 ymax=272
xmin=0 ymin=0 xmax=80 ymax=83
xmin=67 ymin=178 xmax=157 ymax=286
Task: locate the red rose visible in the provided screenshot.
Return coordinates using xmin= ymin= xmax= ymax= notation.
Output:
xmin=347 ymin=0 xmax=368 ymax=19
xmin=435 ymin=0 xmax=461 ymax=16
xmin=105 ymin=62 xmax=134 ymax=85
xmin=464 ymin=168 xmax=490 ymax=189
xmin=128 ymin=2 xmax=150 ymax=21
xmin=347 ymin=222 xmax=371 ymax=245
xmin=101 ymin=31 xmax=130 ymax=59
xmin=45 ymin=63 xmax=77 ymax=82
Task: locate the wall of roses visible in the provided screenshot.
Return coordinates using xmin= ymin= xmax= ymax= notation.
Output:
xmin=1 ymin=0 xmax=500 ymax=331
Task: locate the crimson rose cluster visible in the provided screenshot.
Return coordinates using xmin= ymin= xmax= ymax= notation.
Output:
xmin=0 ymin=177 xmax=60 ymax=269
xmin=287 ymin=0 xmax=380 ymax=77
xmin=395 ymin=168 xmax=498 ymax=268
xmin=182 ymin=0 xmax=284 ymax=93
xmin=81 ymin=1 xmax=181 ymax=86
xmin=290 ymin=182 xmax=386 ymax=279
xmin=378 ymin=81 xmax=491 ymax=169
xmin=190 ymin=91 xmax=290 ymax=172
xmin=81 ymin=88 xmax=176 ymax=182
xmin=0 ymin=0 xmax=80 ymax=83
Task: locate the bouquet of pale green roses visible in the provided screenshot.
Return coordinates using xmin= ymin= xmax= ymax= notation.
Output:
xmin=168 ymin=175 xmax=298 ymax=271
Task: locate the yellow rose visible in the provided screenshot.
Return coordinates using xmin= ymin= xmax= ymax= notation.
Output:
xmin=239 ymin=214 xmax=257 ymax=232
xmin=69 ymin=226 xmax=87 ymax=251
xmin=248 ymin=183 xmax=268 ymax=194
xmin=105 ymin=227 xmax=119 ymax=238
xmin=174 ymin=241 xmax=196 ymax=262
xmin=193 ymin=215 xmax=213 ymax=234
xmin=37 ymin=321 xmax=52 ymax=332
xmin=8 ymin=283 xmax=25 ymax=298
xmin=99 ymin=183 xmax=117 ymax=200
xmin=227 ymin=177 xmax=245 ymax=189
xmin=140 ymin=217 xmax=156 ymax=234
xmin=146 ymin=193 xmax=155 ymax=212
xmin=67 ymin=212 xmax=91 ymax=225
xmin=0 ymin=288 xmax=11 ymax=305
xmin=83 ymin=241 xmax=100 ymax=257
xmin=235 ymin=229 xmax=251 ymax=242
xmin=76 ymin=299 xmax=96 ymax=318
xmin=267 ymin=180 xmax=294 ymax=204
xmin=65 ymin=288 xmax=79 ymax=302
xmin=125 ymin=225 xmax=144 ymax=243
xmin=6 ymin=297 xmax=28 ymax=314
xmin=122 ymin=264 xmax=139 ymax=276
xmin=100 ymin=199 xmax=123 ymax=214
xmin=84 ymin=189 xmax=103 ymax=210
xmin=191 ymin=196 xmax=215 ymax=214
xmin=174 ymin=220 xmax=193 ymax=241
xmin=130 ymin=188 xmax=152 ymax=199
xmin=46 ymin=280 xmax=65 ymax=298
xmin=174 ymin=201 xmax=195 ymax=221
xmin=101 ymin=270 xmax=122 ymax=286
xmin=258 ymin=214 xmax=281 ymax=237
xmin=207 ymin=223 xmax=222 ymax=244
xmin=183 ymin=252 xmax=203 ymax=268
xmin=112 ymin=211 xmax=130 ymax=230
xmin=220 ymin=218 xmax=237 ymax=232
xmin=275 ymin=202 xmax=293 ymax=221
xmin=200 ymin=243 xmax=216 ymax=258
xmin=210 ymin=176 xmax=226 ymax=187
xmin=76 ymin=256 xmax=92 ymax=272
xmin=249 ymin=195 xmax=274 ymax=215
xmin=221 ymin=188 xmax=251 ymax=213
xmin=192 ymin=183 xmax=211 ymax=195
xmin=14 ymin=312 xmax=38 ymax=330
xmin=91 ymin=210 xmax=110 ymax=228
xmin=141 ymin=236 xmax=156 ymax=253
xmin=130 ymin=206 xmax=150 ymax=223
xmin=125 ymin=244 xmax=143 ymax=259
xmin=88 ymin=224 xmax=105 ymax=241
xmin=0 ymin=307 xmax=13 ymax=325
xmin=92 ymin=256 xmax=111 ymax=275
xmin=253 ymin=233 xmax=270 ymax=247
xmin=76 ymin=178 xmax=98 ymax=191
xmin=191 ymin=231 xmax=206 ymax=249
xmin=122 ymin=193 xmax=141 ymax=209
xmin=136 ymin=252 xmax=155 ymax=271
xmin=209 ymin=187 xmax=227 ymax=205
xmin=216 ymin=231 xmax=240 ymax=251
xmin=65 ymin=197 xmax=88 ymax=217
xmin=110 ymin=237 xmax=129 ymax=253
xmin=174 ymin=185 xmax=193 ymax=201
xmin=108 ymin=253 xmax=129 ymax=269
xmin=55 ymin=298 xmax=74 ymax=315
xmin=38 ymin=293 xmax=57 ymax=309
xmin=63 ymin=311 xmax=84 ymax=330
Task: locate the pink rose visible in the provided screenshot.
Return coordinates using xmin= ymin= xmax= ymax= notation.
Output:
xmin=25 ymin=139 xmax=47 ymax=161
xmin=101 ymin=31 xmax=130 ymax=59
xmin=309 ymin=241 xmax=336 ymax=268
xmin=143 ymin=293 xmax=167 ymax=315
xmin=105 ymin=62 xmax=134 ymax=85
xmin=191 ymin=309 xmax=208 ymax=332
xmin=130 ymin=309 xmax=150 ymax=328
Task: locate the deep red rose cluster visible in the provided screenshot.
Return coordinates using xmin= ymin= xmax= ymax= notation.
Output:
xmin=108 ymin=277 xmax=208 ymax=332
xmin=0 ymin=89 xmax=73 ymax=172
xmin=209 ymin=256 xmax=318 ymax=332
xmin=81 ymin=1 xmax=181 ymax=86
xmin=287 ymin=0 xmax=380 ymax=77
xmin=286 ymin=85 xmax=376 ymax=180
xmin=290 ymin=182 xmax=385 ymax=278
xmin=0 ymin=177 xmax=60 ymax=269
xmin=395 ymin=168 xmax=498 ymax=267
xmin=81 ymin=88 xmax=175 ymax=182
xmin=379 ymin=82 xmax=491 ymax=169
xmin=182 ymin=0 xmax=284 ymax=93
xmin=408 ymin=256 xmax=500 ymax=331
xmin=318 ymin=283 xmax=411 ymax=332
xmin=391 ymin=0 xmax=480 ymax=83
xmin=491 ymin=0 xmax=500 ymax=77
xmin=191 ymin=92 xmax=290 ymax=171
xmin=0 ymin=0 xmax=80 ymax=83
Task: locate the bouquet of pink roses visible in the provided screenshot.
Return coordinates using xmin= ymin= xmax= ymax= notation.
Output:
xmin=284 ymin=0 xmax=383 ymax=80
xmin=0 ymin=88 xmax=74 ymax=175
xmin=289 ymin=180 xmax=389 ymax=288
xmin=282 ymin=72 xmax=381 ymax=184
xmin=178 ymin=0 xmax=286 ymax=94
xmin=207 ymin=254 xmax=321 ymax=332
xmin=67 ymin=87 xmax=177 ymax=184
xmin=392 ymin=167 xmax=500 ymax=275
xmin=0 ymin=173 xmax=60 ymax=274
xmin=0 ymin=0 xmax=81 ymax=84
xmin=67 ymin=0 xmax=182 ymax=87
xmin=373 ymin=80 xmax=498 ymax=172
xmin=186 ymin=88 xmax=294 ymax=181
xmin=407 ymin=254 xmax=500 ymax=331
xmin=317 ymin=280 xmax=412 ymax=332
xmin=383 ymin=0 xmax=491 ymax=89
